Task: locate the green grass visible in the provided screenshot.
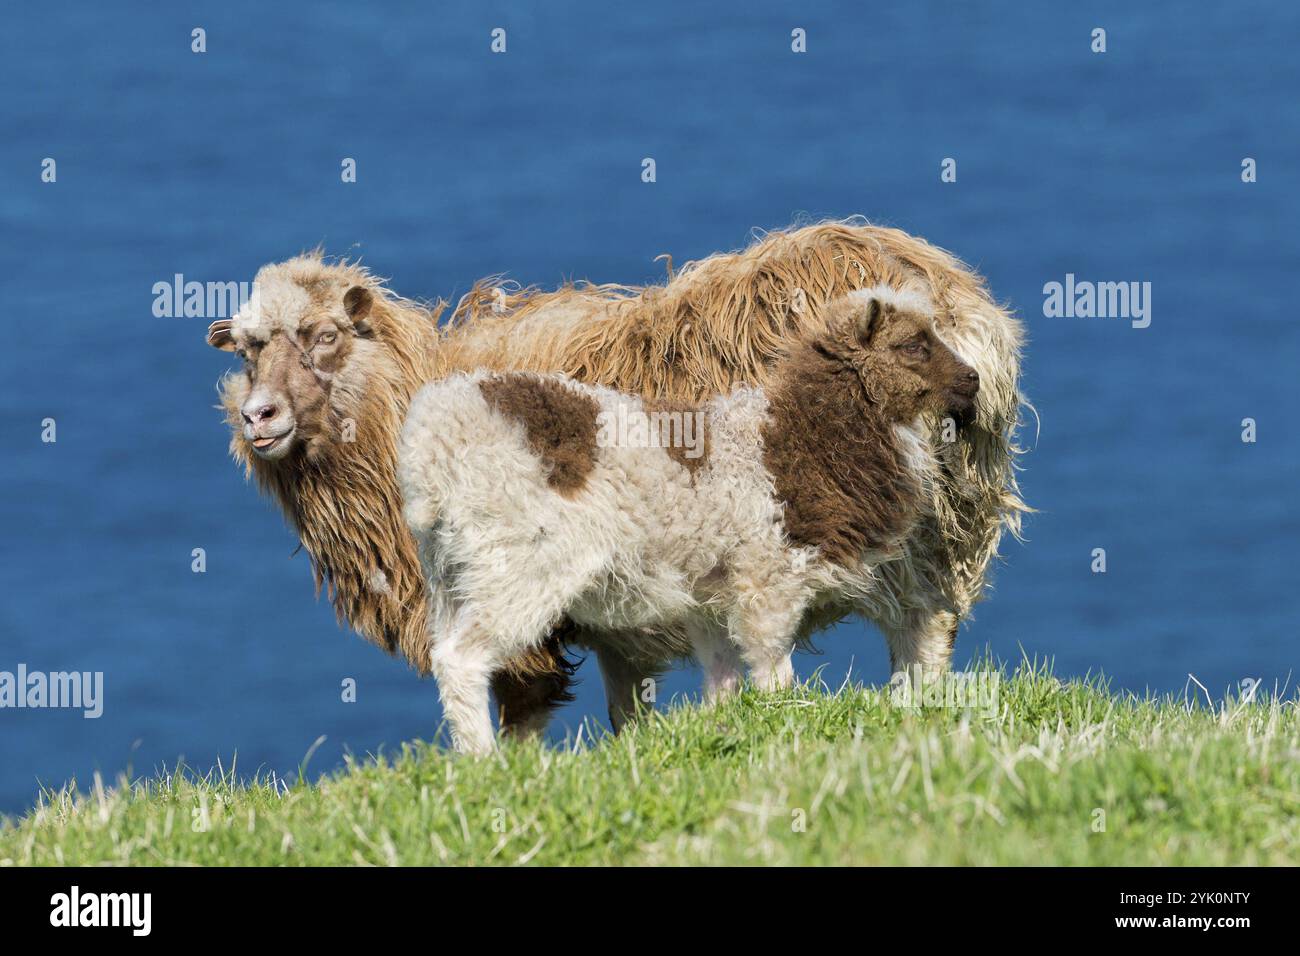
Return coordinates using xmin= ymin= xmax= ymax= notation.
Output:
xmin=2 ymin=660 xmax=1297 ymax=865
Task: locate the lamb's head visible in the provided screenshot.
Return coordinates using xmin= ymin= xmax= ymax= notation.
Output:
xmin=822 ymin=288 xmax=980 ymax=425
xmin=207 ymin=257 xmax=416 ymax=465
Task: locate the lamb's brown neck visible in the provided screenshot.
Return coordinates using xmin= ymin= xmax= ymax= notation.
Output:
xmin=760 ymin=345 xmax=922 ymax=566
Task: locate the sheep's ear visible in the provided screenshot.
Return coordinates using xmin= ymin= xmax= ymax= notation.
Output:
xmin=207 ymin=319 xmax=237 ymax=351
xmin=343 ymin=286 xmax=374 ymax=335
xmin=856 ymin=297 xmax=884 ymax=346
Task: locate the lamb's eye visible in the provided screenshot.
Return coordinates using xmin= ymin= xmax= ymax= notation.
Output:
xmin=236 ymin=349 xmax=248 ymax=361
xmin=317 ymin=330 xmax=338 ymax=346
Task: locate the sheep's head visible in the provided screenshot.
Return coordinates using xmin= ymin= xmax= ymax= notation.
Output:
xmin=207 ymin=261 xmax=390 ymax=465
xmin=821 ymin=289 xmax=980 ymax=426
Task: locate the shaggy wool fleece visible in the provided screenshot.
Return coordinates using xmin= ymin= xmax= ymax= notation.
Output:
xmin=212 ymin=219 xmax=1025 ymax=733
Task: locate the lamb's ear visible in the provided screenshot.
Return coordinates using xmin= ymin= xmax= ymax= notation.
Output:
xmin=343 ymin=286 xmax=375 ymax=335
xmin=206 ymin=319 xmax=237 ymax=351
xmin=855 ymin=297 xmax=885 ymax=346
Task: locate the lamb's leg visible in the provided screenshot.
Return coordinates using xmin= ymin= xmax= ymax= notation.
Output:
xmin=747 ymin=647 xmax=795 ymax=692
xmin=729 ymin=591 xmax=805 ymax=692
xmin=688 ymin=621 xmax=744 ymax=703
xmin=881 ymin=607 xmax=959 ymax=685
xmin=429 ymin=613 xmax=502 ymax=756
xmin=594 ymin=642 xmax=660 ymax=733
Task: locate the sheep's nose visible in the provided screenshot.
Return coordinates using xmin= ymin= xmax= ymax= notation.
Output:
xmin=242 ymin=402 xmax=280 ymax=425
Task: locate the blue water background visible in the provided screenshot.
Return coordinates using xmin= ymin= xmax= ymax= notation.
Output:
xmin=1 ymin=1 xmax=1297 ymax=813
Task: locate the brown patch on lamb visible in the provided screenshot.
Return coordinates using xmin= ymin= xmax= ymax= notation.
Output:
xmin=644 ymin=398 xmax=710 ymax=478
xmin=762 ymin=355 xmax=919 ymax=566
xmin=479 ymin=375 xmax=600 ymax=496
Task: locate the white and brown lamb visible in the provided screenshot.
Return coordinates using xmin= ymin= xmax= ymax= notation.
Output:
xmin=397 ymin=288 xmax=981 ymax=754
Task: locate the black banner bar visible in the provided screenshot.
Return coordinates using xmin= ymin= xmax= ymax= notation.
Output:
xmin=0 ymin=866 xmax=1280 ymax=940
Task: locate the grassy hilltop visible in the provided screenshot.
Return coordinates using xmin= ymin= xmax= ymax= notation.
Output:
xmin=2 ymin=661 xmax=1297 ymax=866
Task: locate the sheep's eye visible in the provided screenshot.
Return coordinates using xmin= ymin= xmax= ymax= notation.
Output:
xmin=900 ymin=338 xmax=926 ymax=354
xmin=236 ymin=349 xmax=248 ymax=361
xmin=317 ymin=331 xmax=338 ymax=346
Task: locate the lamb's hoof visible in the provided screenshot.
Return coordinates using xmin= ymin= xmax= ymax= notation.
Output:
xmin=453 ymin=738 xmax=498 ymax=758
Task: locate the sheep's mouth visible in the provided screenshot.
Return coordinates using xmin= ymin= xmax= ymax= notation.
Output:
xmin=250 ymin=428 xmax=296 ymax=457
xmin=946 ymin=391 xmax=978 ymax=426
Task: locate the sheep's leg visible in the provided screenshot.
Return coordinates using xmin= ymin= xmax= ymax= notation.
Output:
xmin=595 ymin=642 xmax=660 ymax=733
xmin=688 ymin=621 xmax=744 ymax=703
xmin=429 ymin=613 xmax=502 ymax=756
xmin=491 ymin=673 xmax=560 ymax=741
xmin=880 ymin=607 xmax=958 ymax=686
xmin=492 ymin=631 xmax=576 ymax=741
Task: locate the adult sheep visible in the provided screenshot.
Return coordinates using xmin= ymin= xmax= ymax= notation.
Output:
xmin=206 ymin=219 xmax=1026 ymax=735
